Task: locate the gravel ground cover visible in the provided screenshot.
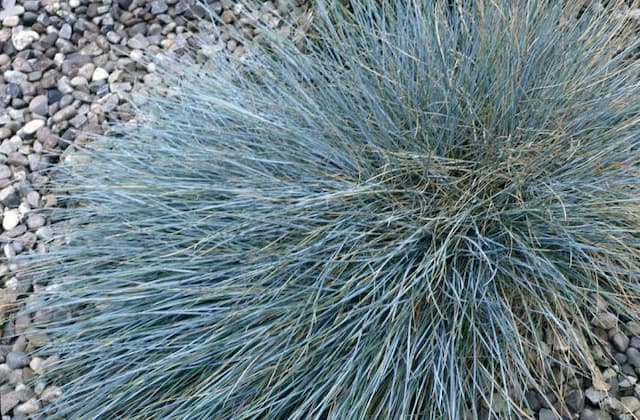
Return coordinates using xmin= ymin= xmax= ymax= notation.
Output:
xmin=0 ymin=1 xmax=306 ymax=418
xmin=1 ymin=1 xmax=640 ymax=419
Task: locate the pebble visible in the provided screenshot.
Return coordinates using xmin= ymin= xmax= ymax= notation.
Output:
xmin=3 ymin=70 xmax=27 ymax=85
xmin=151 ymin=0 xmax=169 ymax=14
xmin=620 ymin=396 xmax=640 ymax=412
xmin=613 ymin=332 xmax=630 ymax=352
xmin=15 ymin=398 xmax=40 ymax=414
xmin=2 ymin=209 xmax=20 ymax=231
xmin=26 ymin=214 xmax=45 ymax=230
xmin=0 ymin=391 xmax=18 ymax=415
xmin=2 ymin=15 xmax=19 ymax=27
xmin=0 ymin=186 xmax=18 ymax=206
xmin=538 ymin=408 xmax=558 ymax=420
xmin=92 ymin=67 xmax=109 ymax=82
xmin=0 ymin=165 xmax=10 ymax=179
xmin=11 ymin=30 xmax=39 ymax=51
xmin=592 ymin=312 xmax=618 ymax=330
xmin=628 ymin=347 xmax=640 ymax=368
xmin=40 ymin=385 xmax=61 ymax=402
xmin=627 ymin=322 xmax=640 ymax=336
xmin=580 ymin=409 xmax=611 ymax=420
xmin=566 ymin=389 xmax=584 ymax=412
xmin=6 ymin=351 xmax=26 ymax=369
xmin=221 ymin=10 xmax=235 ymax=23
xmin=52 ymin=105 xmax=77 ymax=123
xmin=0 ymin=4 xmax=24 ymax=20
xmin=127 ymin=33 xmax=149 ymax=49
xmin=22 ymin=120 xmax=45 ymax=136
xmin=28 ymin=95 xmax=49 ymax=116
xmin=59 ymin=23 xmax=72 ymax=40
xmin=585 ymin=387 xmax=608 ymax=405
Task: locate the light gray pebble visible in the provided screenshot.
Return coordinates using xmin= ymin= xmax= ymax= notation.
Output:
xmin=0 ymin=390 xmax=18 ymax=415
xmin=6 ymin=351 xmax=27 ymax=369
xmin=580 ymin=409 xmax=611 ymax=420
xmin=15 ymin=397 xmax=39 ymax=414
xmin=7 ymin=153 xmax=27 ymax=167
xmin=620 ymin=396 xmax=640 ymax=412
xmin=35 ymin=226 xmax=52 ymax=240
xmin=70 ymin=76 xmax=88 ymax=87
xmin=59 ymin=23 xmax=72 ymax=40
xmin=0 ymin=186 xmax=18 ymax=206
xmin=11 ymin=30 xmax=39 ymax=51
xmin=28 ymin=154 xmax=48 ymax=171
xmin=627 ymin=347 xmax=640 ymax=368
xmin=23 ymin=1 xmax=39 ymax=12
xmin=2 ymin=208 xmax=20 ymax=230
xmin=585 ymin=387 xmax=608 ymax=405
xmin=127 ymin=34 xmax=149 ymax=49
xmin=22 ymin=120 xmax=44 ymax=136
xmin=25 ymin=214 xmax=44 ymax=230
xmin=106 ymin=31 xmax=121 ymax=44
xmin=0 ymin=363 xmax=10 ymax=382
xmin=2 ymin=15 xmax=19 ymax=27
xmin=0 ymin=165 xmax=11 ymax=179
xmin=28 ymin=95 xmax=49 ymax=116
xmin=52 ymin=105 xmax=77 ymax=123
xmin=13 ymin=314 xmax=29 ymax=335
xmin=33 ymin=380 xmax=45 ymax=395
xmin=110 ymin=82 xmax=132 ymax=93
xmin=14 ymin=383 xmax=34 ymax=402
xmin=627 ymin=321 xmax=640 ymax=336
xmin=77 ymin=63 xmax=95 ymax=81
xmin=92 ymin=67 xmax=109 ymax=82
xmin=3 ymin=70 xmax=27 ymax=84
xmin=40 ymin=385 xmax=61 ymax=402
xmin=57 ymin=78 xmax=74 ymax=95
xmin=565 ymin=388 xmax=584 ymax=412
xmin=151 ymin=0 xmax=168 ymax=14
xmin=538 ymin=408 xmax=558 ymax=420
xmin=592 ymin=312 xmax=618 ymax=329
xmin=613 ymin=332 xmax=630 ymax=352
xmin=69 ymin=114 xmax=87 ymax=128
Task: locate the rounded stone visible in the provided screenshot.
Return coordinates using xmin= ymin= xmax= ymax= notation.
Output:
xmin=22 ymin=119 xmax=44 ymax=135
xmin=91 ymin=67 xmax=109 ymax=82
xmin=11 ymin=30 xmax=40 ymax=51
xmin=2 ymin=209 xmax=20 ymax=231
xmin=28 ymin=95 xmax=49 ymax=116
xmin=2 ymin=15 xmax=19 ymax=27
xmin=6 ymin=351 xmax=27 ymax=369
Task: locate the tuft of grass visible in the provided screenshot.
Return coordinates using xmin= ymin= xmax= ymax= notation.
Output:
xmin=21 ymin=0 xmax=640 ymax=418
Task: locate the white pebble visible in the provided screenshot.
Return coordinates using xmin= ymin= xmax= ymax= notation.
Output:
xmin=22 ymin=119 xmax=44 ymax=135
xmin=2 ymin=208 xmax=20 ymax=230
xmin=16 ymin=398 xmax=40 ymax=414
xmin=40 ymin=385 xmax=62 ymax=402
xmin=2 ymin=15 xmax=19 ymax=27
xmin=11 ymin=30 xmax=39 ymax=51
xmin=29 ymin=356 xmax=44 ymax=374
xmin=92 ymin=67 xmax=109 ymax=82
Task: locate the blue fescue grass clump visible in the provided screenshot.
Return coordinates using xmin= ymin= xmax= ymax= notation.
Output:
xmin=21 ymin=0 xmax=640 ymax=418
